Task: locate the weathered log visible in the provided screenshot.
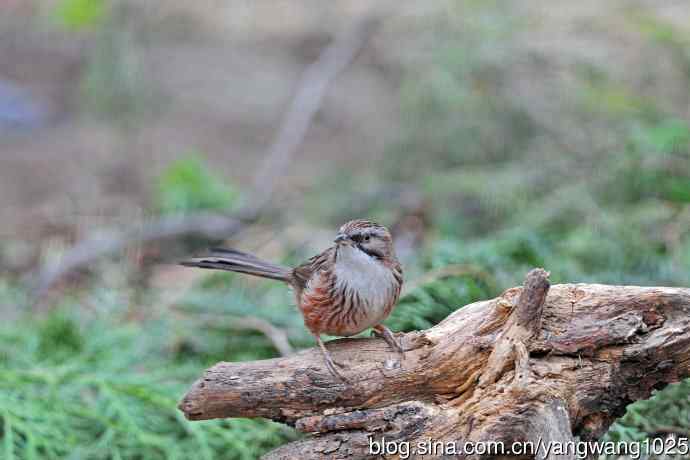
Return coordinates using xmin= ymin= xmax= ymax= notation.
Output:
xmin=178 ymin=269 xmax=690 ymax=459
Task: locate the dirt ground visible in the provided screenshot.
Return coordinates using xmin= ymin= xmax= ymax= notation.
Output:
xmin=1 ymin=0 xmax=687 ymax=244
xmin=0 ymin=1 xmax=401 ymax=241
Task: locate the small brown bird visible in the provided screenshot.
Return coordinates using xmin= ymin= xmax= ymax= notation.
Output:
xmin=181 ymin=219 xmax=404 ymax=380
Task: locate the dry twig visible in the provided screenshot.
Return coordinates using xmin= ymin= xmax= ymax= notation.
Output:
xmin=178 ymin=309 xmax=295 ymax=357
xmin=29 ymin=13 xmax=382 ymax=300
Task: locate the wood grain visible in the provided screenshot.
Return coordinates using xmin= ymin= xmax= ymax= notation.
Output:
xmin=179 ymin=269 xmax=690 ymax=459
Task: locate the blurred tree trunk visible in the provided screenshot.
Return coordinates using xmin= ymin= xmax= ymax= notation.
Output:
xmin=179 ymin=269 xmax=690 ymax=459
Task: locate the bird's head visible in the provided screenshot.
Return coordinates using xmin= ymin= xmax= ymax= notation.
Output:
xmin=334 ymin=219 xmax=395 ymax=261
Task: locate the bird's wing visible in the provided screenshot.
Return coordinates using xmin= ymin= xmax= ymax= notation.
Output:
xmin=291 ymin=246 xmax=336 ymax=291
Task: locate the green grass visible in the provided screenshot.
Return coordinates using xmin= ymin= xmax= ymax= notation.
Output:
xmin=0 ymin=308 xmax=297 ymax=460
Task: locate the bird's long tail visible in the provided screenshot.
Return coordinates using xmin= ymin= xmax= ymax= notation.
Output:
xmin=180 ymin=248 xmax=291 ymax=282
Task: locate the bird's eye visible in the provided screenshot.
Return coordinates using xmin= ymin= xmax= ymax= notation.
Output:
xmin=363 ymin=235 xmax=370 ymax=242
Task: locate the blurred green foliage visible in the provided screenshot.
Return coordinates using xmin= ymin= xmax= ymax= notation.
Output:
xmin=606 ymin=380 xmax=690 ymax=446
xmin=0 ymin=306 xmax=296 ymax=460
xmin=53 ymin=0 xmax=106 ymax=31
xmin=155 ymin=155 xmax=239 ymax=215
xmin=75 ymin=2 xmax=159 ymax=125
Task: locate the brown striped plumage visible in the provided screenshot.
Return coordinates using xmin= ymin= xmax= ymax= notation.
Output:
xmin=180 ymin=219 xmax=404 ymax=381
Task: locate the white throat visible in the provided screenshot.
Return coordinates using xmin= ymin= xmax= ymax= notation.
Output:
xmin=334 ymin=245 xmax=395 ymax=312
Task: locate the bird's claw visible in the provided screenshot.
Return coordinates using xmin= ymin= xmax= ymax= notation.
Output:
xmin=373 ymin=325 xmax=405 ymax=358
xmin=324 ymin=356 xmax=350 ymax=383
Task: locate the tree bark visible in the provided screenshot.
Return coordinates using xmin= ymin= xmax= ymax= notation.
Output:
xmin=178 ymin=269 xmax=690 ymax=459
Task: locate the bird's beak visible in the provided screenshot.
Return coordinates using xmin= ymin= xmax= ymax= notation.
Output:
xmin=334 ymin=233 xmax=349 ymax=244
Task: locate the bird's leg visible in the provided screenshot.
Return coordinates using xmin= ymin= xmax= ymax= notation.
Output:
xmin=313 ymin=333 xmax=349 ymax=382
xmin=372 ymin=324 xmax=405 ymax=359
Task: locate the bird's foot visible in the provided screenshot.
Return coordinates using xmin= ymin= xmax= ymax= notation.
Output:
xmin=323 ymin=353 xmax=350 ymax=382
xmin=313 ymin=334 xmax=350 ymax=383
xmin=372 ymin=324 xmax=405 ymax=360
